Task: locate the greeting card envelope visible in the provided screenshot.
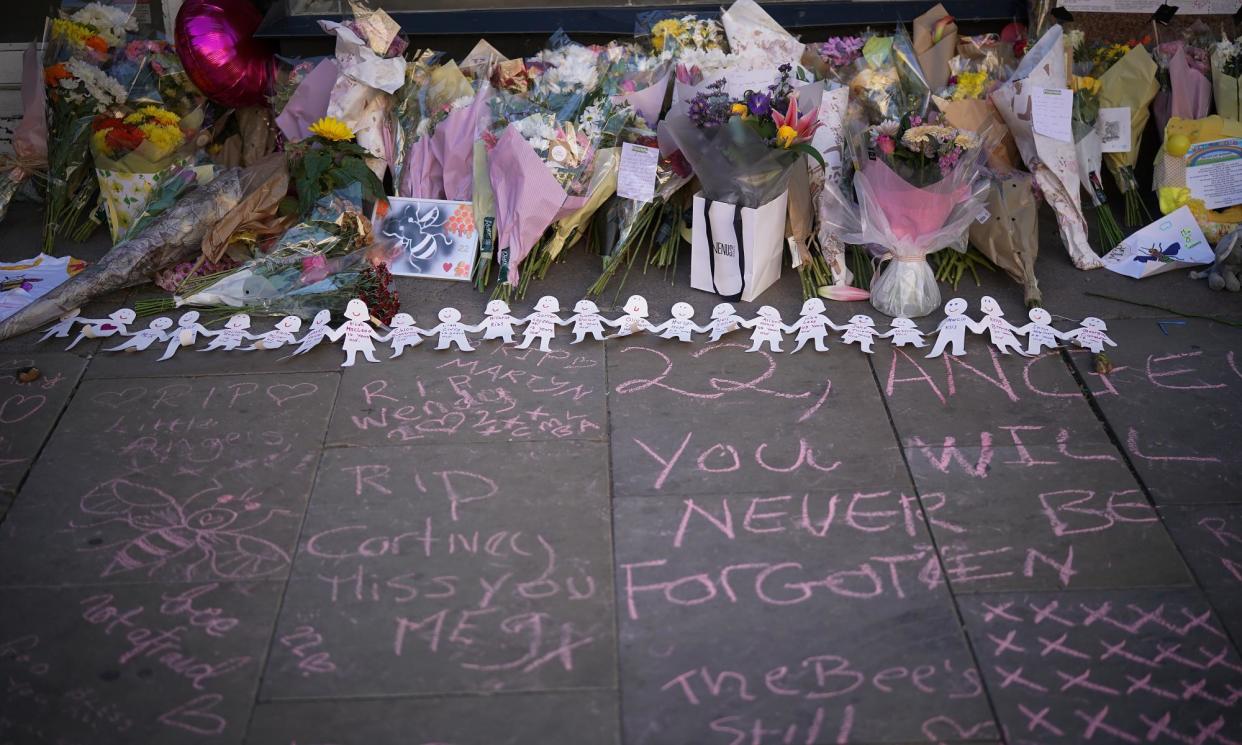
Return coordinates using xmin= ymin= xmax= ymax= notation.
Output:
xmin=1102 ymin=205 xmax=1213 ymax=279
xmin=373 ymin=197 xmax=479 ymax=280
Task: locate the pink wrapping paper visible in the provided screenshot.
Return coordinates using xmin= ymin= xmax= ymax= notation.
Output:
xmin=275 ymin=59 xmax=340 ymax=142
xmin=488 ymin=126 xmax=568 ymax=284
xmin=398 ymin=137 xmax=444 ymax=199
xmin=865 ymin=160 xmax=962 ymax=244
xmin=12 ymin=44 xmax=46 ymax=167
xmin=1154 ymin=44 xmax=1212 ymax=135
xmin=432 ymin=85 xmax=492 ymax=201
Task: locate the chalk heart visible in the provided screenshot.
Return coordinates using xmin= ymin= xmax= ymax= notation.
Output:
xmin=91 ymin=387 xmax=147 ymax=409
xmin=158 ymin=693 xmax=227 ymax=736
xmin=921 ymin=716 xmax=999 ymax=741
xmin=0 ymin=393 xmax=45 ymax=424
xmin=416 ymin=411 xmax=465 ymax=435
xmin=267 ymin=383 xmax=318 ymax=407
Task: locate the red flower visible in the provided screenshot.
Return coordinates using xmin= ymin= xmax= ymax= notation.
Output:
xmin=93 ymin=116 xmax=125 ymax=132
xmin=105 ymin=125 xmax=145 ymax=154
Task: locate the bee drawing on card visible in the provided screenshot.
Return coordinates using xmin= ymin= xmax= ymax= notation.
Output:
xmin=381 ymin=203 xmax=453 ymax=274
xmin=71 ymin=478 xmax=292 ymax=581
xmin=1135 ymin=241 xmax=1180 ymax=264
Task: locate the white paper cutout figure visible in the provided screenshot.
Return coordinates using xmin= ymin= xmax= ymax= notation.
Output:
xmin=879 ymin=317 xmax=927 ymax=348
xmin=786 ymin=298 xmax=843 ymax=353
xmin=289 ymin=309 xmax=333 ymax=357
xmin=65 ymin=308 xmax=135 ymax=350
xmin=611 ymin=295 xmax=655 ymax=337
xmin=1064 ymin=316 xmax=1117 ymax=354
xmin=157 ymin=310 xmax=211 ymax=361
xmin=975 ymin=295 xmax=1029 ymax=356
xmin=516 ymin=296 xmax=567 ymax=353
xmin=38 ymin=308 xmax=81 ymax=342
xmin=327 ymin=299 xmax=384 ymax=366
xmin=1016 ymin=308 xmax=1067 ymax=355
xmin=379 ymin=313 xmax=427 ymax=358
xmin=428 ymin=307 xmax=484 ymax=352
xmin=200 ymin=313 xmax=258 ymax=352
xmin=742 ymin=305 xmax=785 ymax=352
xmin=926 ymin=298 xmax=977 ymax=358
xmin=707 ymin=302 xmax=747 ymax=342
xmin=840 ymin=314 xmax=880 ymax=354
xmin=103 ymin=317 xmax=172 ymax=352
xmin=568 ymin=299 xmax=608 ymax=343
xmin=481 ymin=299 xmax=522 ymax=343
xmin=242 ymin=316 xmax=302 ymax=351
xmin=654 ymin=302 xmax=708 ymax=342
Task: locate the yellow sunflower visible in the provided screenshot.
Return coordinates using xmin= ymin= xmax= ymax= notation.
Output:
xmin=309 ymin=116 xmax=354 ymax=142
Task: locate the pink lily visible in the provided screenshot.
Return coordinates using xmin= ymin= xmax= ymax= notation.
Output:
xmin=819 ymin=284 xmax=870 ymax=302
xmin=771 ymin=94 xmax=820 ymax=144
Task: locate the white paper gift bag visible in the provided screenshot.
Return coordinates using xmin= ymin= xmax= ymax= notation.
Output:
xmin=1101 ymin=205 xmax=1214 ymax=279
xmin=691 ymin=190 xmax=788 ymax=303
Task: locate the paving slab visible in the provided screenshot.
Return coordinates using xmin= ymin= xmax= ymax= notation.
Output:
xmin=0 ymin=580 xmax=282 ymax=745
xmin=326 ymin=341 xmax=606 ymax=446
xmin=877 ymin=345 xmax=1114 ymax=449
xmin=608 ymin=336 xmax=902 ymax=497
xmin=959 ymin=589 xmax=1242 ymax=745
xmin=262 ymin=441 xmax=614 ymax=699
xmin=0 ymin=353 xmax=86 ymax=498
xmin=905 ymin=444 xmax=1190 ymax=593
xmin=1161 ymin=504 xmax=1242 ymax=643
xmin=613 ymin=487 xmax=997 ymax=745
xmin=244 ymin=691 xmax=619 ymax=745
xmin=0 ymin=373 xmax=337 ymax=587
xmin=1067 ymin=318 xmax=1242 ymax=504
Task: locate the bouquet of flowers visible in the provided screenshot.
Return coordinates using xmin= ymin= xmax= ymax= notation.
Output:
xmin=847 ymin=30 xmax=932 ymax=126
xmin=286 ymin=116 xmax=384 ymax=218
xmin=992 ymin=26 xmax=1100 ymax=270
xmin=318 ymin=2 xmax=407 ymax=179
xmin=1212 ymin=34 xmax=1241 ymax=121
xmin=90 ymin=104 xmax=205 ymax=242
xmin=114 ymin=38 xmax=205 ymax=117
xmin=41 ymin=1 xmax=135 ymax=250
xmin=1091 ymin=39 xmax=1159 ymax=226
xmin=526 ymin=33 xmax=607 ymax=122
xmin=819 ymin=115 xmax=988 ymax=317
xmin=806 ymin=36 xmax=864 ymax=84
xmin=1152 ymin=25 xmax=1213 ymax=135
xmin=396 ymin=57 xmax=472 ymax=198
xmin=913 ymin=4 xmax=958 ymax=93
xmin=639 ymin=11 xmax=728 ymax=62
xmin=934 ymin=54 xmax=1018 ymax=171
xmin=272 ymin=54 xmax=339 ymax=143
xmin=138 ymin=188 xmax=399 ymax=322
xmin=1070 ymin=74 xmax=1125 ymax=253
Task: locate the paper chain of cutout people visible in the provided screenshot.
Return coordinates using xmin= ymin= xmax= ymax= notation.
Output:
xmin=40 ymin=295 xmax=1117 ymax=367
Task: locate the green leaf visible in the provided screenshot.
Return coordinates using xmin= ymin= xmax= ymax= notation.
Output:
xmin=791 ymin=142 xmax=827 ymax=169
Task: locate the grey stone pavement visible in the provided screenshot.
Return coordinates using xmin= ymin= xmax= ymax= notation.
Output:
xmin=0 ymin=199 xmax=1240 ymax=745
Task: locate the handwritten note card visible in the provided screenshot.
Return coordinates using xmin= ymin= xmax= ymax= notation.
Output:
xmin=1186 ymin=138 xmax=1242 ymax=211
xmin=1031 ymin=87 xmax=1073 ymax=143
xmin=618 ymin=143 xmax=659 ymax=204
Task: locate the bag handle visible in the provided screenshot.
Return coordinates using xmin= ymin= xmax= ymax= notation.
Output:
xmin=702 ymin=201 xmax=747 ymax=302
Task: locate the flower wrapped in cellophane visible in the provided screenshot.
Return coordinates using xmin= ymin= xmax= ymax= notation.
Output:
xmin=41 ymin=1 xmax=136 ymax=250
xmin=114 ymin=38 xmax=205 ymax=117
xmin=638 ymin=10 xmax=728 ymax=63
xmin=846 ymin=29 xmax=932 ymax=125
xmin=1092 ymin=40 xmax=1159 ymax=226
xmin=1212 ymin=34 xmax=1242 ymax=121
xmin=992 ymin=26 xmax=1100 ymax=270
xmin=819 ymin=115 xmax=988 ymax=318
xmin=1152 ymin=26 xmax=1213 ymax=135
xmin=0 ymin=46 xmax=47 ymax=226
xmin=90 ymin=104 xmax=206 ymax=242
xmin=138 ymin=187 xmax=400 ymax=323
xmin=806 ymin=35 xmax=865 ymax=84
xmin=1069 ymin=74 xmax=1125 ymax=254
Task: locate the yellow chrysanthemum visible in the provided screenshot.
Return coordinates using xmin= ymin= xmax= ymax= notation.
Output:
xmin=730 ymin=102 xmax=749 ymax=117
xmin=1071 ymin=75 xmax=1101 ymax=96
xmin=309 ymin=116 xmax=354 ymax=142
xmin=50 ymin=18 xmax=93 ymax=48
xmin=650 ymin=18 xmax=684 ymax=53
xmin=139 ymin=122 xmax=184 ymax=159
xmin=775 ymin=125 xmax=798 ymax=148
xmin=950 ymin=71 xmax=989 ymax=101
xmin=125 ymin=105 xmax=180 ymax=127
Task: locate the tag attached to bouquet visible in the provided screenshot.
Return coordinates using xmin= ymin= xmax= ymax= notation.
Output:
xmin=1101 ymin=205 xmax=1214 ymax=279
xmin=1097 ymin=107 xmax=1131 ymax=153
xmin=618 ymin=143 xmax=658 ymax=203
xmin=1031 ymin=87 xmax=1073 ymax=143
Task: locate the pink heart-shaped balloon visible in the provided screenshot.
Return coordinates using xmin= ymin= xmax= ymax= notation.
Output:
xmin=176 ymin=0 xmax=276 ymax=109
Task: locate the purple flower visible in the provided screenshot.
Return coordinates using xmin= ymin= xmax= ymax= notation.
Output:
xmin=745 ymin=91 xmax=772 ymax=117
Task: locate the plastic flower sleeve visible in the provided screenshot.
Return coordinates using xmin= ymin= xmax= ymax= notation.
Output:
xmin=990 ymin=26 xmax=1100 ymax=270
xmin=0 ymin=45 xmax=47 ymax=225
xmin=659 ymin=113 xmax=798 ymax=209
xmin=1212 ymin=41 xmax=1241 ymax=121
